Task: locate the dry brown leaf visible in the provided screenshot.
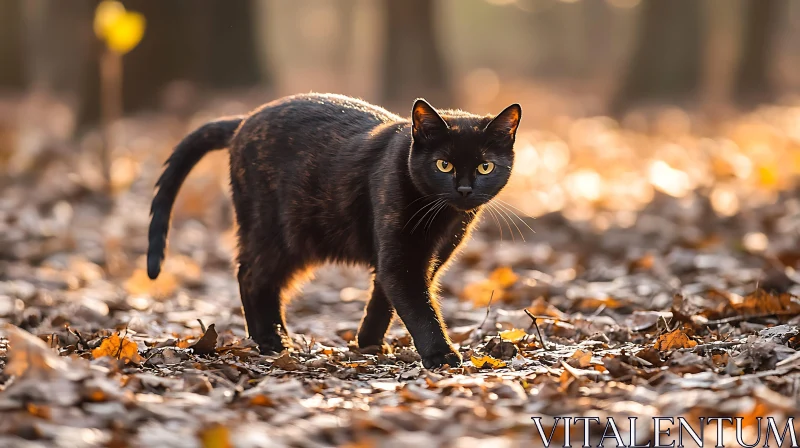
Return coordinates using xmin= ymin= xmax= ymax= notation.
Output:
xmin=731 ymin=289 xmax=800 ymax=317
xmin=654 ymin=329 xmax=698 ymax=351
xmin=527 ymin=297 xmax=569 ymax=320
xmin=569 ymin=349 xmax=593 ymax=368
xmin=91 ymin=333 xmax=143 ymax=364
xmin=4 ymin=323 xmax=68 ymax=377
xmin=189 ymin=324 xmax=218 ymax=356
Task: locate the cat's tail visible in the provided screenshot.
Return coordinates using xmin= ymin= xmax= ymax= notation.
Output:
xmin=147 ymin=117 xmax=244 ymax=279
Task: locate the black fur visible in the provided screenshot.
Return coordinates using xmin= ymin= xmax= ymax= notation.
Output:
xmin=147 ymin=93 xmax=521 ymax=368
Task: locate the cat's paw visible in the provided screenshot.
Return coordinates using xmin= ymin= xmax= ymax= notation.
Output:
xmin=254 ymin=333 xmax=292 ymax=355
xmin=421 ymin=348 xmax=462 ymax=369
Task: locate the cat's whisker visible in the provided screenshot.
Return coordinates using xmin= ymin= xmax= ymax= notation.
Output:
xmin=411 ymin=198 xmax=446 ymax=234
xmin=406 ymin=193 xmax=447 ymax=209
xmin=493 ymin=202 xmax=525 ymax=242
xmin=493 ymin=201 xmax=536 ymax=236
xmin=492 ymin=198 xmax=532 ymax=217
xmin=484 ymin=204 xmax=504 ymax=241
xmin=403 ymin=198 xmax=443 ymax=232
xmin=425 ymin=201 xmax=448 ymax=233
xmin=488 ymin=202 xmax=515 ymax=243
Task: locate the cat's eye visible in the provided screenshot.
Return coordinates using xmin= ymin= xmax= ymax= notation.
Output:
xmin=477 ymin=162 xmax=495 ymax=175
xmin=436 ymin=160 xmax=454 ymax=173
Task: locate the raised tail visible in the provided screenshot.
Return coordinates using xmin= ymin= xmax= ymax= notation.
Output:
xmin=147 ymin=117 xmax=244 ymax=279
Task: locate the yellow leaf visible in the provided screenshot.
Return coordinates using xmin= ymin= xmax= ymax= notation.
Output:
xmin=470 ymin=355 xmax=506 ymax=369
xmin=92 ymin=333 xmax=143 ymax=364
xmin=125 ymin=268 xmax=177 ymax=298
xmin=654 ymin=329 xmax=697 ymax=351
xmin=200 ymin=425 xmax=232 ymax=448
xmin=104 ymin=10 xmax=146 ymax=55
xmin=489 ymin=266 xmax=518 ymax=288
xmin=93 ymin=1 xmax=125 ymax=38
xmin=498 ymin=328 xmax=527 ymax=343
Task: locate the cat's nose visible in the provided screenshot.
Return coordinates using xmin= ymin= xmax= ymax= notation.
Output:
xmin=457 ymin=186 xmax=473 ymax=197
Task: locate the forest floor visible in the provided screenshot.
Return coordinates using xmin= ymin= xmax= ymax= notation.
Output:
xmin=2 ymin=95 xmax=800 ymax=447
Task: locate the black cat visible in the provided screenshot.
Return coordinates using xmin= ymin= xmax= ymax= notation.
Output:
xmin=148 ymin=94 xmax=521 ymax=368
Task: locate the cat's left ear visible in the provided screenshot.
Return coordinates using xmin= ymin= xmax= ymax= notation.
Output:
xmin=412 ymin=99 xmax=448 ymax=140
xmin=484 ymin=104 xmax=522 ymax=139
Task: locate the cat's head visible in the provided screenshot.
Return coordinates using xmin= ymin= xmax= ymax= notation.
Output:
xmin=408 ymin=99 xmax=521 ymax=211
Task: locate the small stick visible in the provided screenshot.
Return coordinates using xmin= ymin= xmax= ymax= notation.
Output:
xmin=477 ymin=290 xmax=496 ymax=332
xmin=66 ymin=325 xmax=88 ymax=351
xmin=115 ymin=323 xmax=130 ymax=359
xmin=524 ymin=308 xmax=549 ymax=351
xmin=197 ymin=319 xmax=207 ymax=333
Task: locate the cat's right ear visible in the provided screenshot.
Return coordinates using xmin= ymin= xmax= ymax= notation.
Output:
xmin=412 ymin=99 xmax=448 ymax=140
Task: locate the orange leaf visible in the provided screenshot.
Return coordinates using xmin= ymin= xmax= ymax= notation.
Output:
xmin=461 ymin=280 xmax=504 ymax=307
xmin=654 ymin=329 xmax=697 ymax=351
xmin=91 ymin=333 xmax=143 ymax=364
xmin=200 ymin=425 xmax=232 ymax=448
xmin=489 ymin=266 xmax=518 ymax=288
xmin=470 ymin=355 xmax=506 ymax=369
xmin=570 ymin=349 xmax=592 ymax=368
xmin=732 ymin=289 xmax=800 ymax=317
xmin=125 ymin=268 xmax=177 ymax=298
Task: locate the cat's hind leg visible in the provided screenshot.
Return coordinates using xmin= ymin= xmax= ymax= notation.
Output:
xmin=238 ymin=234 xmax=296 ymax=354
xmin=356 ymin=279 xmax=394 ymax=348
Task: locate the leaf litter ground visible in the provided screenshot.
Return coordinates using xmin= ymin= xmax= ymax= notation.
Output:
xmin=2 ymin=101 xmax=800 ymax=447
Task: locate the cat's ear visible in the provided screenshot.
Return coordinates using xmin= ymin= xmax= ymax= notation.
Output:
xmin=412 ymin=99 xmax=448 ymax=140
xmin=484 ymin=104 xmax=522 ymax=139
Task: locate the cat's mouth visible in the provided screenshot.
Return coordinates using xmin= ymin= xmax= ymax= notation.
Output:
xmin=449 ymin=196 xmax=488 ymax=212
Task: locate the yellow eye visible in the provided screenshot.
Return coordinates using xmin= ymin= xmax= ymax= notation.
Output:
xmin=477 ymin=162 xmax=495 ymax=174
xmin=436 ymin=160 xmax=454 ymax=173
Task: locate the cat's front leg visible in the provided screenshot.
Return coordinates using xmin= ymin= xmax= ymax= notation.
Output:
xmin=376 ymin=252 xmax=461 ymax=369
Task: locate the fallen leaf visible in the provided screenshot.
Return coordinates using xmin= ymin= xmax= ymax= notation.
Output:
xmin=499 ymin=328 xmax=527 ymax=343
xmin=489 ymin=266 xmax=518 ymax=288
xmin=569 ymin=349 xmax=593 ymax=368
xmin=125 ymin=268 xmax=177 ymax=298
xmin=189 ymin=324 xmax=218 ymax=356
xmin=731 ymin=289 xmax=800 ymax=317
xmin=272 ymin=352 xmax=301 ymax=371
xmin=92 ymin=333 xmax=143 ymax=364
xmin=654 ymin=329 xmax=698 ymax=351
xmin=4 ymin=324 xmax=68 ymax=377
xmin=461 ymin=279 xmax=505 ymax=307
xmin=200 ymin=424 xmax=232 ymax=448
xmin=470 ymin=355 xmax=507 ymax=369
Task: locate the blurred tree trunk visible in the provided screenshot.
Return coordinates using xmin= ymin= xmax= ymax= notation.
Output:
xmin=610 ymin=0 xmax=703 ymax=116
xmin=0 ymin=0 xmax=25 ymax=90
xmin=733 ymin=0 xmax=784 ymax=105
xmin=121 ymin=0 xmax=264 ymax=114
xmin=383 ymin=0 xmax=451 ymax=110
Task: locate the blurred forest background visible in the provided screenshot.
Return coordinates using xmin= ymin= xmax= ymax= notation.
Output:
xmin=5 ymin=1 xmax=800 ymax=445
xmin=2 ymin=0 xmax=800 ymax=222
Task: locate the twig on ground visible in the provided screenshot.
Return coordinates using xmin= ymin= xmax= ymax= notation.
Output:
xmin=703 ymin=313 xmax=785 ymax=326
xmin=678 ymin=340 xmax=744 ymax=354
xmin=524 ymin=308 xmax=550 ymax=351
xmin=476 ymin=290 xmax=495 ymax=333
xmin=116 ymin=323 xmax=130 ymax=359
xmin=197 ymin=319 xmax=207 ymax=333
xmin=66 ymin=325 xmax=89 ymax=351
